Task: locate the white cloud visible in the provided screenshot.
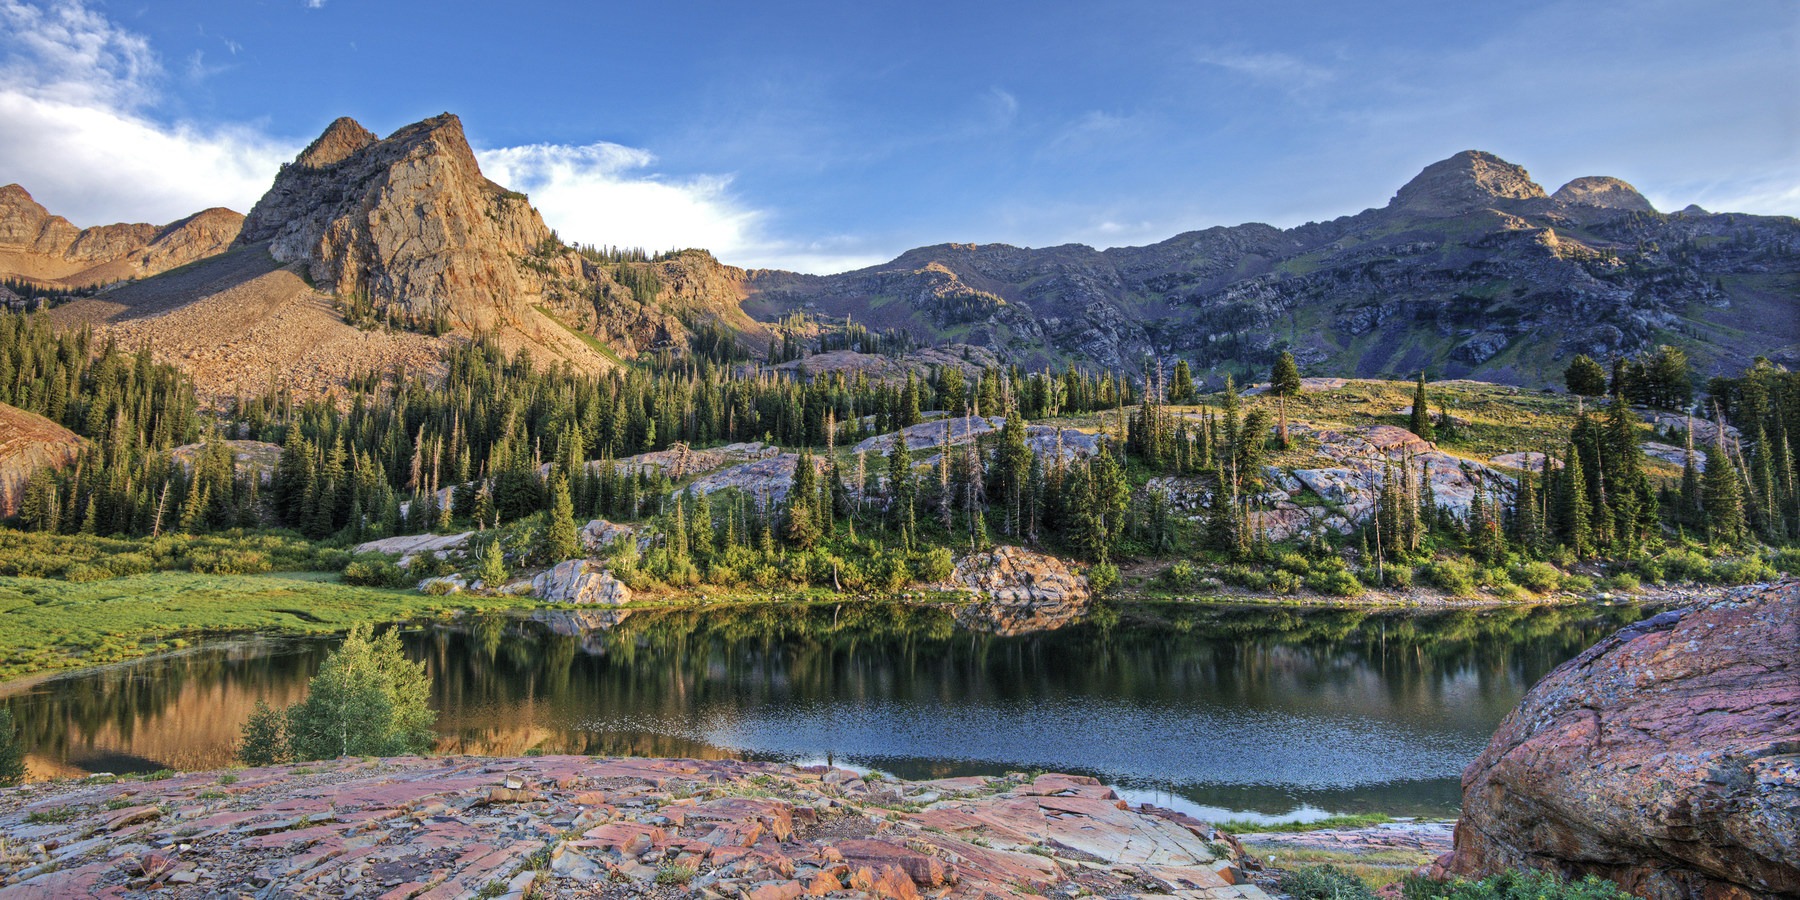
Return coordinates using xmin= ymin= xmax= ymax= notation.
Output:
xmin=0 ymin=0 xmax=294 ymax=226
xmin=0 ymin=0 xmax=870 ymax=272
xmin=478 ymin=142 xmax=880 ymax=273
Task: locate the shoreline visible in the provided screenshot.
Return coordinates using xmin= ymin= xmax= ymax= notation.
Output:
xmin=0 ymin=569 xmax=1715 ymax=686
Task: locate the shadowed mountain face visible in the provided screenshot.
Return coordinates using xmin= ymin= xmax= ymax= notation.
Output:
xmin=746 ymin=150 xmax=1800 ymax=385
xmin=0 ymin=184 xmax=242 ymax=288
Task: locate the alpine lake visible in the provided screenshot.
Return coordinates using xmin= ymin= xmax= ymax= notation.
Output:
xmin=0 ymin=598 xmax=1650 ymax=824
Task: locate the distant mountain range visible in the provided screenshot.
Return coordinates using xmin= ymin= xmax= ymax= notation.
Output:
xmin=2 ymin=114 xmax=1794 ymax=397
xmin=745 ymin=151 xmax=1799 ymax=384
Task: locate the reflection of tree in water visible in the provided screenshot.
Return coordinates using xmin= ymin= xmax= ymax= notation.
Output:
xmin=2 ymin=600 xmax=1649 ymax=779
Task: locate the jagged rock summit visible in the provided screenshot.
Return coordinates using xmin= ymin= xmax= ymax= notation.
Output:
xmin=1387 ymin=150 xmax=1548 ymax=216
xmin=237 ymin=113 xmax=558 ymax=333
xmin=0 ymin=184 xmax=242 ymax=288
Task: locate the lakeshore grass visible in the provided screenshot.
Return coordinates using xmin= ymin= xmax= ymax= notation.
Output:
xmin=0 ymin=571 xmax=538 ymax=681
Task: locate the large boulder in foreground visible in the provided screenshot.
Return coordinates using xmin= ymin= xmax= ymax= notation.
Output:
xmin=1447 ymin=580 xmax=1799 ymax=899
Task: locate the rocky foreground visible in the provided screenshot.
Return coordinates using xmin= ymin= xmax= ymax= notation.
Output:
xmin=0 ymin=757 xmax=1267 ymax=900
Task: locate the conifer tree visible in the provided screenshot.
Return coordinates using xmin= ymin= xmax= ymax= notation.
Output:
xmin=545 ymin=475 xmax=581 ymax=561
xmin=1270 ymin=351 xmax=1301 ymax=448
xmin=1556 ymin=443 xmax=1592 ymax=557
xmin=1702 ymin=442 xmax=1747 ymax=546
xmin=1409 ymin=373 xmax=1434 ymax=441
xmin=1169 ymin=359 xmax=1196 ymax=403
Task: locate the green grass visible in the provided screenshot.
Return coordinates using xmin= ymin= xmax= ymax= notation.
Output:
xmin=534 ymin=304 xmax=628 ymax=367
xmin=1221 ymin=812 xmax=1398 ymax=834
xmin=0 ymin=571 xmax=538 ymax=681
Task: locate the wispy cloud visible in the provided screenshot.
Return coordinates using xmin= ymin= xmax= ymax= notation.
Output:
xmin=1195 ymin=47 xmax=1334 ymax=91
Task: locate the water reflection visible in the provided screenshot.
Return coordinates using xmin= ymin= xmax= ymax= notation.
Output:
xmin=0 ymin=600 xmax=1646 ymax=819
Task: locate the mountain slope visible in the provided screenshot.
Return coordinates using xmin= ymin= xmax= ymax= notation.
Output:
xmin=746 ymin=150 xmax=1799 ymax=385
xmin=0 ymin=184 xmax=242 ymax=288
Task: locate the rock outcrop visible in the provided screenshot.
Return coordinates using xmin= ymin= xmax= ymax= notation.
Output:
xmin=0 ymin=757 xmax=1268 ymax=899
xmin=1552 ymin=176 xmax=1656 ymax=213
xmin=0 ymin=402 xmax=82 ymax=519
xmin=352 ymin=532 xmax=474 ymax=569
xmin=1445 ymin=579 xmax=1799 ymax=900
xmin=1387 ymin=150 xmax=1548 ymax=217
xmin=532 ymin=559 xmax=633 ymax=605
xmin=168 ymin=440 xmax=284 ymax=484
xmin=236 ymin=114 xmax=557 ymax=334
xmin=0 ymin=184 xmax=242 ymax=288
xmin=946 ymin=546 xmax=1092 ymax=635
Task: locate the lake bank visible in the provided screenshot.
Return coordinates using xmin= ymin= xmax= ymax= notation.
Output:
xmin=0 ymin=565 xmax=1698 ymax=683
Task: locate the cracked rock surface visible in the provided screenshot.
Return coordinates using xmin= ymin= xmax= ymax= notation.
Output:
xmin=1446 ymin=579 xmax=1799 ymax=900
xmin=0 ymin=757 xmax=1269 ymax=900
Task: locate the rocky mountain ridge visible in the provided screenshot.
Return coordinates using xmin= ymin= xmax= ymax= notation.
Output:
xmin=0 ymin=184 xmax=242 ymax=288
xmin=746 ymin=150 xmax=1799 ymax=386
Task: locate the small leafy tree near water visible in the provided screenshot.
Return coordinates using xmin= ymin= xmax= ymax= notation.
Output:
xmin=0 ymin=708 xmax=25 ymax=786
xmin=238 ymin=624 xmax=435 ymax=765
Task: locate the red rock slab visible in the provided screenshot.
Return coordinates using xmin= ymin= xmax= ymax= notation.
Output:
xmin=832 ymin=838 xmax=956 ymax=886
xmin=915 ymin=833 xmax=1062 ymax=890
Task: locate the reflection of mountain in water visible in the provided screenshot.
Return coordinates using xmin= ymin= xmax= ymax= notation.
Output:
xmin=1 ymin=601 xmax=1651 ymax=817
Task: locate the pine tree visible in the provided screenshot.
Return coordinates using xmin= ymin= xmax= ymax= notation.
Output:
xmin=476 ymin=538 xmax=508 ymax=588
xmin=1556 ymin=443 xmax=1592 ymax=557
xmin=784 ymin=447 xmax=821 ymax=548
xmin=1702 ymin=444 xmax=1747 ymax=546
xmin=1270 ymin=351 xmax=1301 ymax=448
xmin=1409 ymin=373 xmax=1434 ymax=441
xmin=1169 ymin=359 xmax=1196 ymax=403
xmin=545 ymin=475 xmax=581 ymax=561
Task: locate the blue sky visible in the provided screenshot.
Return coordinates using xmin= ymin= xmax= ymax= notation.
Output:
xmin=2 ymin=0 xmax=1795 ymax=272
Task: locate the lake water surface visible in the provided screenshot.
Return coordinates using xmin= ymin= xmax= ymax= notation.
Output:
xmin=0 ymin=600 xmax=1646 ymax=823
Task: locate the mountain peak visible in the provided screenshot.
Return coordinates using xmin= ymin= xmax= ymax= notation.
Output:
xmin=295 ymin=116 xmax=378 ymax=169
xmin=1389 ymin=150 xmax=1547 ymax=217
xmin=237 ymin=112 xmax=558 ymax=334
xmin=1552 ymin=176 xmax=1655 ymax=213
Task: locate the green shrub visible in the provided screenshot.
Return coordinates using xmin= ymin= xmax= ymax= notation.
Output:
xmin=1402 ymin=868 xmax=1632 ymax=900
xmin=1632 ymin=556 xmax=1666 ymax=585
xmin=1660 ymin=549 xmax=1710 ymax=583
xmin=1306 ymin=568 xmax=1365 ymax=598
xmin=1561 ymin=574 xmax=1594 ymax=593
xmin=1422 ymin=560 xmax=1477 ymax=597
xmin=1087 ymin=561 xmax=1120 ymax=597
xmin=1708 ymin=557 xmax=1775 ymax=586
xmin=1600 ymin=572 xmax=1639 ymax=592
xmin=1772 ymin=548 xmax=1800 ymax=575
xmin=1279 ymin=865 xmax=1377 ymax=900
xmin=913 ymin=547 xmax=955 ymax=584
xmin=63 ymin=563 xmax=108 ymax=583
xmin=1163 ymin=560 xmax=1197 ymax=588
xmin=1268 ymin=569 xmax=1301 ymax=595
xmin=1510 ymin=561 xmax=1562 ymax=593
xmin=342 ymin=555 xmax=408 ymax=588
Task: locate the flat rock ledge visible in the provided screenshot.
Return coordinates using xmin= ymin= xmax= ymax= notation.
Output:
xmin=0 ymin=756 xmax=1269 ymax=900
